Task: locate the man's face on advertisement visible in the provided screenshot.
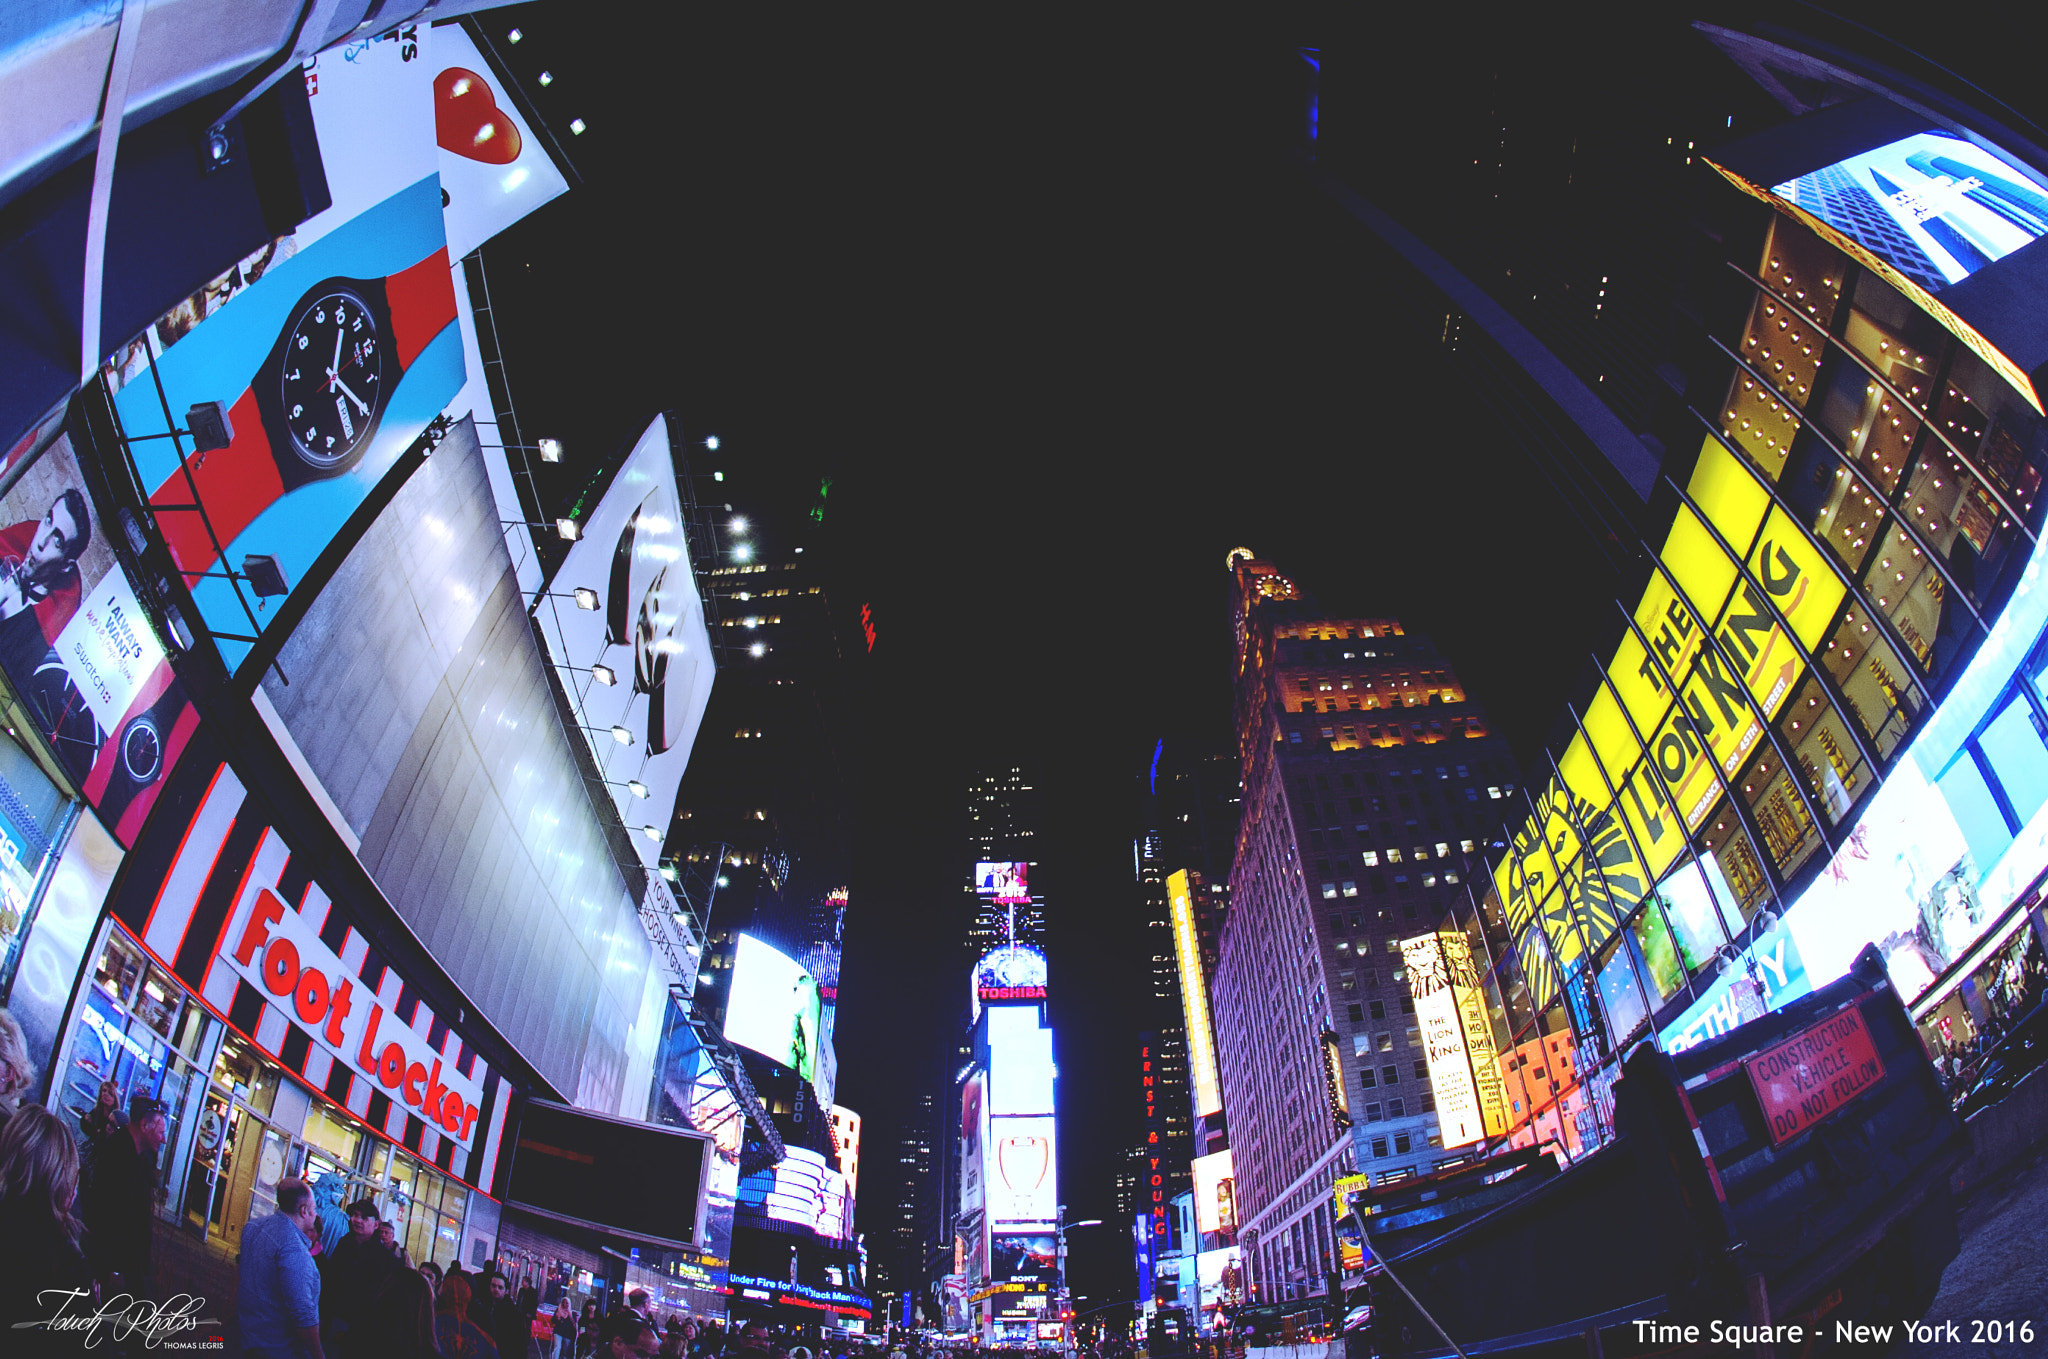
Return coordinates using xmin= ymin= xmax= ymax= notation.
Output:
xmin=26 ymin=499 xmax=79 ymax=577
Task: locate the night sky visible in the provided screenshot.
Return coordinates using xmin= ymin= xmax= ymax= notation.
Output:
xmin=477 ymin=6 xmax=1641 ymax=1305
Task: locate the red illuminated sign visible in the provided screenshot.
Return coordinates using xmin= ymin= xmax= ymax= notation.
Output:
xmin=1142 ymin=1039 xmax=1167 ymax=1240
xmin=861 ymin=603 xmax=876 ymax=653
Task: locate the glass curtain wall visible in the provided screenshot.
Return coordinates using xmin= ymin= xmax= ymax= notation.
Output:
xmin=1416 ymin=204 xmax=2048 ymax=1160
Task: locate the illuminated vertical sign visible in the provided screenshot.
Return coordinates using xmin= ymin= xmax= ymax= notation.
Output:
xmin=1167 ymin=870 xmax=1223 ymax=1118
xmin=1403 ymin=933 xmax=1496 ymax=1148
xmin=1319 ymin=1029 xmax=1352 ymax=1133
xmin=1140 ymin=1035 xmax=1168 ymax=1245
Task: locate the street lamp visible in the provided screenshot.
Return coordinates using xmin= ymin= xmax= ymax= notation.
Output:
xmin=1057 ymin=1212 xmax=1106 ymax=1355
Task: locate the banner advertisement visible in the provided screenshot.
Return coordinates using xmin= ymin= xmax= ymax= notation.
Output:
xmin=1662 ymin=918 xmax=1811 ymax=1054
xmin=0 ymin=432 xmax=195 ymax=845
xmin=1403 ymin=933 xmax=1487 ymax=1148
xmin=975 ymin=943 xmax=1048 ymax=1002
xmin=110 ymin=30 xmax=463 ymax=675
xmin=991 ymin=1233 xmax=1058 ymax=1284
xmin=534 ymin=416 xmax=715 ymax=870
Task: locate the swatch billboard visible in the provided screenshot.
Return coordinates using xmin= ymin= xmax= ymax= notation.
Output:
xmin=534 ymin=415 xmax=715 ymax=871
xmin=0 ymin=429 xmax=194 ymax=844
xmin=108 ymin=30 xmax=463 ymax=675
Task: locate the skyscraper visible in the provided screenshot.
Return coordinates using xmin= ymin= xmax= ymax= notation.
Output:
xmin=967 ymin=764 xmax=1046 ymax=956
xmin=1210 ymin=552 xmax=1524 ymax=1303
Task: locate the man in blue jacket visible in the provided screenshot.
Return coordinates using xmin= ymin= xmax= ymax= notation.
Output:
xmin=240 ymin=1178 xmax=324 ymax=1359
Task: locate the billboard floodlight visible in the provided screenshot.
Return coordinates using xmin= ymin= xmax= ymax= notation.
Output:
xmin=572 ymin=586 xmax=599 ymax=609
xmin=589 ymin=664 xmax=617 ymax=686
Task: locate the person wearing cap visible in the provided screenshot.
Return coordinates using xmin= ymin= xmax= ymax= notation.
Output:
xmin=320 ymin=1194 xmax=397 ymax=1355
xmin=84 ymin=1092 xmax=168 ymax=1298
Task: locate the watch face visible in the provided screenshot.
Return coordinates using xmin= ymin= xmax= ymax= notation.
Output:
xmin=121 ymin=715 xmax=162 ymax=784
xmin=278 ymin=284 xmax=386 ymax=471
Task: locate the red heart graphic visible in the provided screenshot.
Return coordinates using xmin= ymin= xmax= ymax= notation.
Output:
xmin=435 ymin=67 xmax=523 ymax=165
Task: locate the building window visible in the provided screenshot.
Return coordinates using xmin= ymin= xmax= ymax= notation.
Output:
xmin=1388 ymin=1097 xmax=1406 ymax=1119
xmin=1371 ymin=1138 xmax=1389 ymax=1158
xmin=1421 ymin=1092 xmax=1436 ymax=1113
xmin=1487 ymin=786 xmax=1502 ymax=799
xmin=1359 ymin=1067 xmax=1376 ymax=1088
xmin=1341 ymin=880 xmax=1358 ymax=897
xmin=1339 ymin=971 xmax=1356 ymax=992
xmin=1382 ymin=1065 xmax=1400 ymax=1086
xmin=1321 ymin=882 xmax=1338 ymax=899
xmin=1413 ymin=1060 xmax=1429 ymax=1080
xmin=1364 ymin=1102 xmax=1383 ymax=1123
xmin=1368 ymin=1000 xmax=1386 ymax=1020
xmin=1360 ymin=851 xmax=1379 ymax=867
xmin=1346 ymin=1003 xmax=1364 ymax=1023
xmin=1377 ymin=1032 xmax=1393 ymax=1052
xmin=1394 ymin=1133 xmax=1412 ymax=1154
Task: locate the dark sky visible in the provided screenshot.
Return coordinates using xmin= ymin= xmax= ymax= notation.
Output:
xmin=476 ymin=6 xmax=1630 ymax=1304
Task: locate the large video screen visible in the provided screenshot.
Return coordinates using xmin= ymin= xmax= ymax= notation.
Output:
xmin=987 ymin=1001 xmax=1055 ymax=1116
xmin=1771 ymin=131 xmax=2047 ymax=292
xmin=723 ymin=934 xmax=822 ymax=1081
xmin=976 ymin=861 xmax=1030 ymax=903
xmin=991 ymin=1233 xmax=1058 ymax=1285
xmin=108 ymin=31 xmax=463 ymax=676
xmin=1190 ymin=1150 xmax=1236 ymax=1237
xmin=534 ymin=415 xmax=715 ymax=870
xmin=0 ymin=432 xmax=195 ymax=845
xmin=506 ymin=1100 xmax=709 ymax=1249
xmin=987 ymin=1113 xmax=1057 ymax=1227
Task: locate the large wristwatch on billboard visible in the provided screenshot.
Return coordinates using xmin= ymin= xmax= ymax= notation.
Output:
xmin=148 ymin=253 xmax=453 ymax=559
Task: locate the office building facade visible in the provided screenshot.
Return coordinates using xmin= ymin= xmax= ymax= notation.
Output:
xmin=1211 ymin=558 xmax=1524 ymax=1302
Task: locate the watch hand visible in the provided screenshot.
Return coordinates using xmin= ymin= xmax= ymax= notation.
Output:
xmin=335 ymin=377 xmax=372 ymax=416
xmin=330 ymin=324 xmax=344 ymax=384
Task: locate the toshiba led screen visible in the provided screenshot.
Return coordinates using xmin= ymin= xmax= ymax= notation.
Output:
xmin=723 ymin=934 xmax=823 ymax=1081
xmin=986 ymin=1002 xmax=1055 ymax=1117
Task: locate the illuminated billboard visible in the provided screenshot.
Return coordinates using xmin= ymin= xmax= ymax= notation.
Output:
xmin=736 ymin=1145 xmax=852 ymax=1241
xmin=976 ymin=861 xmax=1030 ymax=903
xmin=960 ymin=1073 xmax=988 ymax=1283
xmin=990 ymin=1233 xmax=1057 ymax=1284
xmin=1190 ymin=1149 xmax=1235 ymax=1240
xmin=1168 ymin=870 xmax=1223 ymax=1118
xmin=975 ymin=943 xmax=1048 ymax=1003
xmin=988 ymin=1114 xmax=1057 ymax=1226
xmin=1768 ymin=132 xmax=2044 ymax=293
xmin=722 ymin=934 xmax=822 ymax=1081
xmin=986 ymin=1002 xmax=1054 ymax=1117
xmin=535 ymin=415 xmax=716 ymax=869
xmin=1403 ymin=933 xmax=1487 ymax=1148
xmin=0 ymin=430 xmax=194 ymax=845
xmin=1197 ymin=1246 xmax=1244 ymax=1313
xmin=1490 ymin=434 xmax=1847 ymax=1010
xmin=109 ymin=31 xmax=464 ymax=675
xmin=431 ymin=26 xmax=572 ymax=259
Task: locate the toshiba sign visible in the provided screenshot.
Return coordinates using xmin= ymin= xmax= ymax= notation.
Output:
xmin=221 ymin=887 xmax=485 ymax=1146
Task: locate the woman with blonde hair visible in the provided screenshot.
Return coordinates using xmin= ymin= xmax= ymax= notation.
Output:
xmin=0 ymin=1006 xmax=34 ymax=1129
xmin=0 ymin=1105 xmax=93 ymax=1351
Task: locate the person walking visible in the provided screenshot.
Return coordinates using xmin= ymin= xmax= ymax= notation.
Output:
xmin=550 ymin=1296 xmax=578 ymax=1359
xmin=238 ymin=1176 xmax=324 ymax=1359
xmin=0 ymin=1106 xmax=94 ymax=1356
xmin=84 ymin=1092 xmax=167 ymax=1299
xmin=437 ymin=1273 xmax=502 ymax=1359
xmin=320 ymin=1197 xmax=397 ymax=1356
xmin=501 ymin=1281 xmax=541 ymax=1359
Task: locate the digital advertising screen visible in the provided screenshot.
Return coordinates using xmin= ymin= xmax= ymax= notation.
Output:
xmin=976 ymin=861 xmax=1030 ymax=903
xmin=1769 ymin=132 xmax=2046 ymax=292
xmin=975 ymin=943 xmax=1048 ymax=1002
xmin=986 ymin=1000 xmax=1054 ymax=1118
xmin=0 ymin=432 xmax=195 ymax=845
xmin=987 ymin=1113 xmax=1057 ymax=1226
xmin=109 ymin=29 xmax=464 ymax=676
xmin=535 ymin=415 xmax=715 ymax=870
xmin=1169 ymin=870 xmax=1223 ymax=1118
xmin=508 ymin=1100 xmax=710 ymax=1250
xmin=990 ymin=1233 xmax=1058 ymax=1284
xmin=722 ymin=934 xmax=823 ymax=1081
xmin=1190 ymin=1150 xmax=1236 ymax=1239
